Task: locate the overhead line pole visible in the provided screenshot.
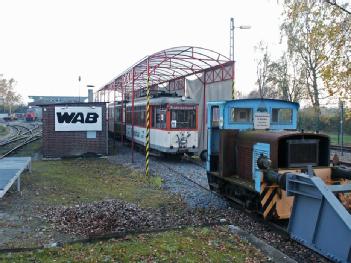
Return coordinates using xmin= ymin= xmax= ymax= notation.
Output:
xmin=121 ymin=83 xmax=124 ymax=144
xmin=113 ymin=88 xmax=116 ymax=151
xmin=132 ymin=69 xmax=135 ymax=163
xmin=145 ymin=58 xmax=151 ymax=177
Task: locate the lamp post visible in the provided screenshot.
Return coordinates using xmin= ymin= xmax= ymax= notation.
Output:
xmin=78 ymin=75 xmax=81 ymax=102
xmin=230 ymin=18 xmax=251 ymax=99
xmin=230 ymin=18 xmax=251 ymax=61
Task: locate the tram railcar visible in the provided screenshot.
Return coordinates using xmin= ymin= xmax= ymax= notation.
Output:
xmin=108 ymin=94 xmax=199 ymax=155
xmin=108 ymin=101 xmax=126 ymax=139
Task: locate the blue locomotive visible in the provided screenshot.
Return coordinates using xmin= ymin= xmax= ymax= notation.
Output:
xmin=206 ymin=98 xmax=351 ymax=262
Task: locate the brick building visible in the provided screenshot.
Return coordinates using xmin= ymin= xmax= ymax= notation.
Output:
xmin=42 ymin=102 xmax=107 ymax=158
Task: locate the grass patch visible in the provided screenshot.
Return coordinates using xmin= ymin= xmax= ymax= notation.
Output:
xmin=0 ymin=226 xmax=265 ymax=262
xmin=324 ymin=132 xmax=351 ymax=146
xmin=0 ymin=159 xmax=180 ymax=249
xmin=12 ymin=139 xmax=42 ymax=158
xmin=23 ymin=159 xmax=177 ymax=208
xmin=0 ymin=124 xmax=9 ymax=136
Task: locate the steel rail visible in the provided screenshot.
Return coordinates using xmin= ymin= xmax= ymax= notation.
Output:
xmin=0 ymin=124 xmax=40 ymax=146
xmin=156 ymin=157 xmax=291 ymax=239
xmin=0 ymin=123 xmax=42 ymax=159
xmin=330 ymin=144 xmax=351 ymax=153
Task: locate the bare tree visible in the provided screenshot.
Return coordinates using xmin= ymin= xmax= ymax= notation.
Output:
xmin=267 ymin=53 xmax=306 ymax=102
xmin=245 ymin=89 xmax=260 ymax=99
xmin=0 ymin=75 xmax=22 ymax=114
xmin=254 ymin=42 xmax=280 ymax=99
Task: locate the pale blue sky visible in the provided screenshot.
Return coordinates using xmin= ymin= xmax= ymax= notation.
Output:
xmin=0 ymin=0 xmax=285 ymax=102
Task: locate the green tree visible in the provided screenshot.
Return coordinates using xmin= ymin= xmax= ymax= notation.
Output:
xmin=281 ymin=1 xmax=350 ymax=127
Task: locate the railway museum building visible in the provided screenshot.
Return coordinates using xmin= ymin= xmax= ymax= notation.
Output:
xmin=42 ymin=102 xmax=107 ymax=158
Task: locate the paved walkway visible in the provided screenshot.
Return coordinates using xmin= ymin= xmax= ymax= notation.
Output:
xmin=0 ymin=157 xmax=31 ymax=198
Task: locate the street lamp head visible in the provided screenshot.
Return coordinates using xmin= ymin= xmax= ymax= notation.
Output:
xmin=239 ymin=25 xmax=251 ymax=30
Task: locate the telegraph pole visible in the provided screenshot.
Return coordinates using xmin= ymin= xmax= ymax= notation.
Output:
xmin=339 ymin=100 xmax=344 ymax=156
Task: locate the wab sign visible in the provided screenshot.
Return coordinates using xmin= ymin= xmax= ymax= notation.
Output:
xmin=55 ymin=106 xmax=102 ymax=131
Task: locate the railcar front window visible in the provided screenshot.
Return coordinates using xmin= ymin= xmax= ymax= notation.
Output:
xmin=230 ymin=108 xmax=252 ymax=123
xmin=152 ymin=106 xmax=166 ymax=129
xmin=272 ymin=108 xmax=292 ymax=124
xmin=171 ymin=109 xmax=196 ymax=129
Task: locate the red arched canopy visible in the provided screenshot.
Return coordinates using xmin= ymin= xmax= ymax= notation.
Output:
xmin=97 ymin=46 xmax=234 ymax=98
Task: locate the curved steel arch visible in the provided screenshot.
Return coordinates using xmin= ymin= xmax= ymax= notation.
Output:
xmin=98 ymin=46 xmax=233 ymax=95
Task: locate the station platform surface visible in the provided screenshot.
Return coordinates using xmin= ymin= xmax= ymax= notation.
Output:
xmin=0 ymin=157 xmax=31 ymax=198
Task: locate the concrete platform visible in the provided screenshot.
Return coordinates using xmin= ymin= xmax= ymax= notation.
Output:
xmin=0 ymin=157 xmax=31 ymax=198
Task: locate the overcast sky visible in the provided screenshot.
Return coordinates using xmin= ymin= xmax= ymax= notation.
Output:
xmin=0 ymin=0 xmax=285 ymax=103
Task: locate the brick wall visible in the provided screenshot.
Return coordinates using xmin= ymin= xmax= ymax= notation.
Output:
xmin=42 ymin=103 xmax=107 ymax=158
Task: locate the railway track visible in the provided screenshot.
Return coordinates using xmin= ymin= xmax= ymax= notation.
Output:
xmin=0 ymin=123 xmax=42 ymax=158
xmin=330 ymin=144 xmax=351 ymax=153
xmin=157 ymin=158 xmax=331 ymax=262
xmin=162 ymin=157 xmax=289 ymax=227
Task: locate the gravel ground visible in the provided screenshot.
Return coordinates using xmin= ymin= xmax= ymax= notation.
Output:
xmin=107 ymin=141 xmax=331 ymax=263
xmin=331 ymin=149 xmax=351 ymax=163
xmin=43 ymin=199 xmax=237 ymax=237
xmin=109 ymin=144 xmax=228 ymax=209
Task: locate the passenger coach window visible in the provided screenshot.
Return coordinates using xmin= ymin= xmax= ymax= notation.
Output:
xmin=272 ymin=108 xmax=292 ymax=124
xmin=116 ymin=107 xmax=120 ymax=121
xmin=231 ymin=108 xmax=252 ymax=123
xmin=126 ymin=107 xmax=132 ymax=124
xmin=170 ymin=106 xmax=196 ymax=129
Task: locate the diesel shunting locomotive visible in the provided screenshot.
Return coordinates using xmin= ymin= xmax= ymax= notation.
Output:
xmin=206 ymin=98 xmax=351 ymax=262
xmin=25 ymin=106 xmax=42 ymax=122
